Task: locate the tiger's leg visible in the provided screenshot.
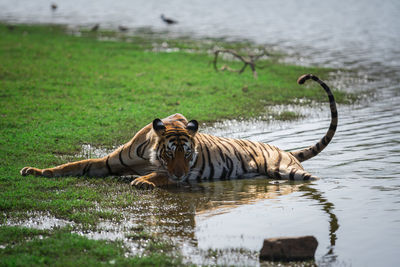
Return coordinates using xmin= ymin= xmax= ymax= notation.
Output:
xmin=20 ymin=143 xmax=146 ymax=178
xmin=131 ymin=172 xmax=176 ymax=189
xmin=20 ymin=123 xmax=154 ymax=178
xmin=20 ymin=158 xmax=112 ymax=178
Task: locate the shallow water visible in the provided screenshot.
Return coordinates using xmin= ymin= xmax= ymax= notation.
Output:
xmin=1 ymin=0 xmax=400 ymax=266
xmin=195 ymin=92 xmax=400 ymax=266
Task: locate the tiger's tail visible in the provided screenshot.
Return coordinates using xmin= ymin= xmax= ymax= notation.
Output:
xmin=290 ymin=74 xmax=338 ymax=162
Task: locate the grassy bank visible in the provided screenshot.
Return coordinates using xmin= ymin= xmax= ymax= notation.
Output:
xmin=0 ymin=225 xmax=181 ymax=266
xmin=0 ymin=24 xmax=351 ymax=265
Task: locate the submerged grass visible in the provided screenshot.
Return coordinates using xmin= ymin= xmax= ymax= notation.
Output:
xmin=0 ymin=23 xmax=354 ymax=265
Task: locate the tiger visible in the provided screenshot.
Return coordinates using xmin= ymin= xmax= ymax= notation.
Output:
xmin=20 ymin=74 xmax=338 ymax=189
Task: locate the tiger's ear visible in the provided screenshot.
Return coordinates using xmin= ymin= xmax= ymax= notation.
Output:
xmin=153 ymin=118 xmax=166 ymax=136
xmin=186 ymin=120 xmax=199 ymax=136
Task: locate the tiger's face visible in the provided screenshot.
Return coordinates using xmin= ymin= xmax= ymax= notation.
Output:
xmin=152 ymin=118 xmax=198 ymax=181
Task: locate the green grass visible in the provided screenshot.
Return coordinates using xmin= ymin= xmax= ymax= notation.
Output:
xmin=0 ymin=23 xmax=355 ymax=265
xmin=0 ymin=226 xmax=181 ymax=267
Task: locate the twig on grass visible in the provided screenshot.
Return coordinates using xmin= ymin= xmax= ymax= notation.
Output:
xmin=212 ymin=49 xmax=270 ymax=79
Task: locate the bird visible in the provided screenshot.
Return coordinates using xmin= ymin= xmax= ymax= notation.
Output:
xmin=160 ymin=14 xmax=178 ymax=25
xmin=91 ymin=24 xmax=99 ymax=32
xmin=51 ymin=3 xmax=57 ymax=11
xmin=118 ymin=25 xmax=128 ymax=32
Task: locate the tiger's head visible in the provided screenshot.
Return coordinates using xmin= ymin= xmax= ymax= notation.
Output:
xmin=151 ymin=118 xmax=198 ymax=181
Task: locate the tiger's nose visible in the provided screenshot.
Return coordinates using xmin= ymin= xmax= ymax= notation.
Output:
xmin=173 ymin=168 xmax=185 ymax=178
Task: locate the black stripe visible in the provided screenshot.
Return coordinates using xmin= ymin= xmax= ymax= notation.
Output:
xmin=220 ymin=167 xmax=228 ymax=179
xmin=270 ymin=145 xmax=279 ymax=153
xmin=217 ymin=145 xmax=226 ymax=162
xmin=204 ymin=145 xmax=214 ymax=179
xmin=265 ymin=144 xmax=272 ymax=158
xmin=136 ymin=140 xmax=150 ymax=160
xmin=255 ymin=143 xmax=269 ymax=173
xmin=180 ymin=137 xmax=189 ymax=143
xmin=216 ymin=137 xmax=231 ymax=149
xmin=214 ymin=137 xmax=240 ymax=178
xmin=274 ymin=152 xmax=282 ymax=179
xmin=321 ymin=138 xmax=328 ymax=146
xmin=247 ymin=141 xmax=259 ymax=156
xmin=238 ymin=150 xmax=248 ymax=173
xmin=82 ymin=162 xmax=92 ymax=176
xmin=236 ymin=140 xmax=259 ymax=172
xmin=225 ymin=141 xmax=247 ymax=173
xmin=202 ymin=135 xmax=216 ymax=179
xmin=106 ymin=156 xmax=113 ymax=175
xmin=120 ymin=154 xmax=140 ymax=175
xmin=165 ymin=133 xmax=187 ymax=138
xmin=189 ymin=137 xmax=199 ymax=169
xmin=128 ymin=142 xmax=134 ymax=159
xmin=289 ymin=169 xmax=296 ymax=180
xmin=274 ymin=170 xmax=281 ymax=179
xmin=208 ymin=136 xmax=226 ymax=163
xmin=288 ymin=156 xmax=294 ymax=167
xmin=119 ymin=148 xmax=129 ymax=167
xmin=246 ymin=141 xmax=261 ymax=172
xmin=214 ymin=138 xmax=231 ymax=161
xmin=165 ymin=128 xmax=186 ymax=133
xmin=142 ymin=140 xmax=151 ymax=156
xmin=226 ymin=156 xmax=234 ymax=178
xmin=157 ymin=144 xmax=163 ymax=159
xmin=316 ymin=142 xmax=321 ymax=150
xmin=331 ymin=110 xmax=338 ymax=118
xmin=160 ymin=146 xmax=168 ymax=162
xmin=190 ymin=151 xmax=199 ymax=171
xmin=259 ymin=144 xmax=268 ymax=176
xmin=196 ymin=142 xmax=205 ymax=180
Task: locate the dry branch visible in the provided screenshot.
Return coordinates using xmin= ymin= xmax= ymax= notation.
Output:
xmin=212 ymin=49 xmax=269 ymax=79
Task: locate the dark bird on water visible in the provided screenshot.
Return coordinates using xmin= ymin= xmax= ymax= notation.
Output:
xmin=160 ymin=14 xmax=178 ymax=25
xmin=118 ymin=25 xmax=128 ymax=32
xmin=51 ymin=3 xmax=57 ymax=11
xmin=91 ymin=24 xmax=99 ymax=32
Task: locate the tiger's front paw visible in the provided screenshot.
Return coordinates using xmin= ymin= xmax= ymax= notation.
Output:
xmin=20 ymin=167 xmax=53 ymax=177
xmin=131 ymin=177 xmax=156 ymax=190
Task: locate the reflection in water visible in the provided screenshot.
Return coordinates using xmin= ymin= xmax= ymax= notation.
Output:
xmin=127 ymin=178 xmax=305 ymax=237
xmin=300 ymin=185 xmax=338 ymax=264
xmin=121 ymin=178 xmax=339 ymax=266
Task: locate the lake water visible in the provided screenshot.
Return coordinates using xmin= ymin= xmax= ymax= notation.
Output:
xmin=1 ymin=0 xmax=399 ymax=266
